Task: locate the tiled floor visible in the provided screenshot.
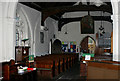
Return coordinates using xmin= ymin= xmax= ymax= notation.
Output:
xmin=56 ymin=62 xmax=80 ymax=80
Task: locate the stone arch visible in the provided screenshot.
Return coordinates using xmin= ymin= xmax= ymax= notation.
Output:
xmin=80 ymin=36 xmax=95 ymax=53
xmin=33 ymin=17 xmax=41 ymax=56
xmin=18 ymin=7 xmax=34 ymax=55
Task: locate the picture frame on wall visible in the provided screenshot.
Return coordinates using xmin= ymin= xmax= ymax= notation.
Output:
xmin=40 ymin=32 xmax=44 ymax=43
xmin=81 ymin=15 xmax=94 ymax=34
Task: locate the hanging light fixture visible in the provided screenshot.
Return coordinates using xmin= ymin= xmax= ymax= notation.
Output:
xmin=102 ymin=30 xmax=105 ymax=34
xmin=99 ymin=11 xmax=105 ymax=36
xmin=99 ymin=25 xmax=104 ymax=31
xmin=102 ymin=11 xmax=105 ymax=34
xmin=65 ymin=25 xmax=68 ymax=34
xmin=99 ymin=11 xmax=104 ymax=30
xmin=65 ymin=14 xmax=68 ymax=34
xmin=93 ymin=0 xmax=106 ymax=7
xmin=94 ymin=0 xmax=103 ymax=7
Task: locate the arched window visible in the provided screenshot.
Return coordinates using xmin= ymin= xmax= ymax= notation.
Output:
xmin=16 ymin=9 xmax=29 ymax=46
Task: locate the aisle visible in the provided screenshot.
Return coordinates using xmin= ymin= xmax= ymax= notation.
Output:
xmin=55 ymin=62 xmax=86 ymax=81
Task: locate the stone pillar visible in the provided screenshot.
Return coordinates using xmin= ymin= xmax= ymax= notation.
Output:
xmin=1 ymin=2 xmax=17 ymax=61
xmin=0 ymin=2 xmax=3 ymax=62
xmin=118 ymin=1 xmax=120 ymax=61
xmin=111 ymin=1 xmax=120 ymax=61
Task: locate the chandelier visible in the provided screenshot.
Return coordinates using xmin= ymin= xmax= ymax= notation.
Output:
xmin=99 ymin=11 xmax=105 ymax=36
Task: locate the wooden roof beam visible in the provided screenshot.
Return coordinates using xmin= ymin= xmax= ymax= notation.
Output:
xmin=42 ymin=4 xmax=112 ymax=22
xmin=58 ymin=16 xmax=112 ymax=31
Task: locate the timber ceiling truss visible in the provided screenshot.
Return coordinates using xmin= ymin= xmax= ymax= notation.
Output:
xmin=20 ymin=2 xmax=113 ymax=31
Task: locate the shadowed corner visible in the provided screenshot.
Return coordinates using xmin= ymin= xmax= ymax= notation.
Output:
xmin=87 ymin=79 xmax=119 ymax=81
xmin=0 ymin=62 xmax=3 ymax=80
xmin=118 ymin=69 xmax=120 ymax=81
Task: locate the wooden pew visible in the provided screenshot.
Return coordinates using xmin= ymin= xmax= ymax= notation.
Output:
xmin=35 ymin=56 xmax=59 ymax=78
xmin=2 ymin=62 xmax=10 ymax=81
xmin=87 ymin=61 xmax=120 ymax=80
xmin=2 ymin=60 xmax=17 ymax=81
xmin=35 ymin=53 xmax=78 ymax=79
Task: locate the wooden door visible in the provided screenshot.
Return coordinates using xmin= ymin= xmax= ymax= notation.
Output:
xmin=80 ymin=37 xmax=89 ymax=53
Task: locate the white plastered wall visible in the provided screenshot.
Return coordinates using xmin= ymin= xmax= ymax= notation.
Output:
xmin=17 ymin=4 xmax=58 ymax=56
xmin=0 ymin=2 xmax=58 ymax=60
xmin=0 ymin=2 xmax=3 ymax=62
xmin=57 ymin=11 xmax=112 ymax=47
xmin=17 ymin=3 xmax=48 ymax=56
xmin=17 ymin=3 xmax=35 ymax=55
xmin=34 ymin=17 xmax=58 ymax=56
xmin=0 ymin=0 xmax=120 ymax=62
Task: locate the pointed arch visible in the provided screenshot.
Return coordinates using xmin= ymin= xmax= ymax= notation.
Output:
xmin=18 ymin=7 xmax=33 ymax=55
xmin=34 ymin=17 xmax=41 ymax=56
xmin=80 ymin=36 xmax=95 ymax=53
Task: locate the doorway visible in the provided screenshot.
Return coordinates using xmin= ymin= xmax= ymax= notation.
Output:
xmin=52 ymin=39 xmax=62 ymax=54
xmin=80 ymin=36 xmax=95 ymax=54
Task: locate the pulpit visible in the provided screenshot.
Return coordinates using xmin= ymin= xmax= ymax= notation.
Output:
xmin=15 ymin=46 xmax=30 ymax=62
